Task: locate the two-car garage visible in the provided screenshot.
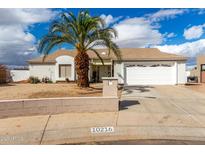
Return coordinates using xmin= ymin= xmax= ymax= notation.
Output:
xmin=113 ymin=48 xmax=187 ymax=86
xmin=125 ymin=62 xmax=176 ymax=85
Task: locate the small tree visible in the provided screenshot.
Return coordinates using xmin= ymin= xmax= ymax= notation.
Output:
xmin=38 ymin=10 xmax=121 ymax=87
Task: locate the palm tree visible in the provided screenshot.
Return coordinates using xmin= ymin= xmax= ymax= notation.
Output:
xmin=38 ymin=10 xmax=121 ymax=87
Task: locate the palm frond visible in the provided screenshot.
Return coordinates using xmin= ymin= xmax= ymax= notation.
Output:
xmin=38 ymin=10 xmax=121 ymax=62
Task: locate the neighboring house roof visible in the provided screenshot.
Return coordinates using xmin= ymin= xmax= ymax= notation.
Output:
xmin=28 ymin=48 xmax=187 ymax=64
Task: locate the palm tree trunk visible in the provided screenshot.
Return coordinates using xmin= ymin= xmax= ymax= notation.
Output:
xmin=75 ymin=50 xmax=90 ymax=87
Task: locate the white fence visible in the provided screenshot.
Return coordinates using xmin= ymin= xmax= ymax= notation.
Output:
xmin=10 ymin=70 xmax=30 ymax=82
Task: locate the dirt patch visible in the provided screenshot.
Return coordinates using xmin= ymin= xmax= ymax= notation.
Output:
xmin=0 ymin=83 xmax=103 ymax=100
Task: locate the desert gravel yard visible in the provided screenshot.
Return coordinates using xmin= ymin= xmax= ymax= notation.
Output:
xmin=0 ymin=83 xmax=103 ymax=100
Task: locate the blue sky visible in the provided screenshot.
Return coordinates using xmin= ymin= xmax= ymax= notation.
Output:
xmin=1 ymin=8 xmax=205 ymax=67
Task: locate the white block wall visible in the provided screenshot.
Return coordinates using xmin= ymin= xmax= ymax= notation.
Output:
xmin=10 ymin=70 xmax=30 ymax=82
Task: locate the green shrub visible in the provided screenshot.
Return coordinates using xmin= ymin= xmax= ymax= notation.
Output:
xmin=29 ymin=76 xmax=40 ymax=84
xmin=47 ymin=80 xmax=53 ymax=83
xmin=42 ymin=77 xmax=53 ymax=83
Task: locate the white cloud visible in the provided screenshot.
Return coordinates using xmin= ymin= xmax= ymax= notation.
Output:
xmin=196 ymin=9 xmax=205 ymax=15
xmin=0 ymin=9 xmax=57 ymax=25
xmin=163 ymin=32 xmax=176 ymax=38
xmin=155 ymin=39 xmax=205 ymax=57
xmin=0 ymin=9 xmax=57 ymax=65
xmin=112 ymin=9 xmax=185 ymax=48
xmin=100 ymin=14 xmax=122 ymax=26
xmin=166 ymin=32 xmax=176 ymax=38
xmin=147 ymin=9 xmax=187 ymax=22
xmin=183 ymin=25 xmax=205 ymax=40
xmin=113 ymin=17 xmax=163 ymax=47
xmin=0 ymin=25 xmax=35 ymax=43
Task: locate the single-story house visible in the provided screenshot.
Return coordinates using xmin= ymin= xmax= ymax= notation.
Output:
xmin=190 ymin=55 xmax=205 ymax=83
xmin=28 ymin=48 xmax=187 ymax=86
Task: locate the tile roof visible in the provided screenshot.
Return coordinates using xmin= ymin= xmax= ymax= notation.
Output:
xmin=28 ymin=48 xmax=187 ymax=64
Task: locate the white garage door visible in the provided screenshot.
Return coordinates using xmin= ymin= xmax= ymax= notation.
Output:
xmin=125 ymin=63 xmax=176 ymax=85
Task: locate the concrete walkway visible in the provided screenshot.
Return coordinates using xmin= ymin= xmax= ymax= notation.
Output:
xmin=1 ymin=85 xmax=205 ymax=144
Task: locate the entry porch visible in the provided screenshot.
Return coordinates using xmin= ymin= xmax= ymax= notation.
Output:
xmin=89 ymin=59 xmax=113 ymax=83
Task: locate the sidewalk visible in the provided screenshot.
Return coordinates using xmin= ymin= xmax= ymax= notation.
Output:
xmin=1 ymin=110 xmax=205 ymax=144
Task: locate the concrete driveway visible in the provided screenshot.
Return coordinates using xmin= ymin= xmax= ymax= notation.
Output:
xmin=118 ymin=85 xmax=205 ymax=140
xmin=120 ymin=85 xmax=205 ymax=115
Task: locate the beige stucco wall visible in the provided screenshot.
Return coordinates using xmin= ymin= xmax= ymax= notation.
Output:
xmin=0 ymin=97 xmax=119 ymax=119
xmin=189 ymin=55 xmax=205 ymax=82
xmin=196 ymin=56 xmax=205 ymax=82
xmin=102 ymin=78 xmax=118 ymax=97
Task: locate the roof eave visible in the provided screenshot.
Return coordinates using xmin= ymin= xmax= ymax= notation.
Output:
xmin=113 ymin=58 xmax=188 ymax=61
xmin=28 ymin=61 xmax=56 ymax=64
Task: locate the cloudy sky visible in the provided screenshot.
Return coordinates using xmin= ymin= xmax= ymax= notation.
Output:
xmin=0 ymin=8 xmax=205 ymax=66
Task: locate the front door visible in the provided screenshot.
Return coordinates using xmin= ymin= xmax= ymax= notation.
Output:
xmin=99 ymin=65 xmax=111 ymax=81
xmin=91 ymin=65 xmax=111 ymax=82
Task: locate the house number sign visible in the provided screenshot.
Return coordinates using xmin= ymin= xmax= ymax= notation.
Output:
xmin=91 ymin=126 xmax=114 ymax=133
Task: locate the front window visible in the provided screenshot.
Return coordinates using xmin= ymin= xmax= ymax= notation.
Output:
xmin=59 ymin=64 xmax=71 ymax=78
